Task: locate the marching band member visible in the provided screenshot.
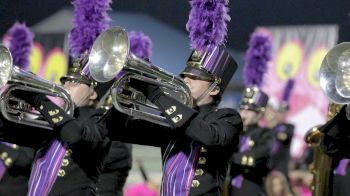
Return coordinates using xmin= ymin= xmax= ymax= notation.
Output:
xmin=104 ymin=0 xmax=243 ymax=195
xmin=0 ymin=22 xmax=35 ymax=196
xmin=229 ymin=30 xmax=274 ymax=196
xmin=269 ymin=79 xmax=295 ymax=177
xmin=0 ymin=0 xmax=114 ymax=195
xmin=96 ymin=30 xmax=154 ymax=196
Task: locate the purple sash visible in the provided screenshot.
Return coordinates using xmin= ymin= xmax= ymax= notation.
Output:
xmin=232 ymin=136 xmax=249 ymax=188
xmin=28 ymin=139 xmax=67 ymax=196
xmin=161 ymin=140 xmax=201 ymax=196
xmin=335 ymin=159 xmax=350 ymax=176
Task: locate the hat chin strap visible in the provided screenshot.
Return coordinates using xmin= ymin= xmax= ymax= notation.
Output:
xmin=74 ymin=86 xmax=95 ymax=107
xmin=194 ymin=82 xmax=218 ymax=105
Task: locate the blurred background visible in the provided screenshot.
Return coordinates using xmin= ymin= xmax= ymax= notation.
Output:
xmin=1 ymin=0 xmax=350 ymax=192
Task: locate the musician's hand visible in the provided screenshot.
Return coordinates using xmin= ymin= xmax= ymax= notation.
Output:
xmin=128 ymin=78 xmax=163 ymax=102
xmin=11 ymin=90 xmax=48 ymax=107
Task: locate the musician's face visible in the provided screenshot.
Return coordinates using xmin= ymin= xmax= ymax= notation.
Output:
xmin=183 ymin=75 xmax=219 ymax=106
xmin=63 ymin=81 xmax=97 ymax=107
xmin=239 ymin=109 xmax=260 ymax=127
xmin=271 ymin=177 xmax=284 ymax=195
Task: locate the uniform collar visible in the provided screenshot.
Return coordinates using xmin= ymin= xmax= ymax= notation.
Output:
xmin=73 ymin=106 xmax=103 ymax=118
xmin=195 ymin=102 xmax=217 ymax=113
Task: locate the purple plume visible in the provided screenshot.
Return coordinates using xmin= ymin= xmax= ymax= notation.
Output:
xmin=282 ymin=79 xmax=295 ymax=102
xmin=7 ymin=22 xmax=34 ymax=70
xmin=243 ymin=31 xmax=272 ymax=87
xmin=69 ymin=0 xmax=111 ymax=58
xmin=128 ymin=31 xmax=153 ymax=61
xmin=186 ymin=0 xmax=230 ymax=53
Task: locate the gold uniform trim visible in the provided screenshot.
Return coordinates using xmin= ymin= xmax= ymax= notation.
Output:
xmin=200 ymin=147 xmax=207 ymax=153
xmin=248 ymin=140 xmax=255 ymax=147
xmin=247 ymin=157 xmax=254 ymax=166
xmin=65 ymin=149 xmax=73 ymax=156
xmin=62 ymin=159 xmax=69 ymax=167
xmin=171 ymin=114 xmax=183 ymax=123
xmin=165 ymin=106 xmax=176 ymax=115
xmin=278 ymin=132 xmax=287 ymax=141
xmin=0 ymin=152 xmax=8 ymax=160
xmin=241 ymin=155 xmax=248 ymax=165
xmin=52 ymin=116 xmax=63 ymax=123
xmin=191 ymin=180 xmax=200 ymax=187
xmin=4 ymin=158 xmax=12 ymax=166
xmin=195 ymin=169 xmax=204 ymax=176
xmin=198 ymin=157 xmax=207 ymax=164
xmin=48 ymin=109 xmax=59 ymax=116
xmin=58 ymin=169 xmax=66 ymax=177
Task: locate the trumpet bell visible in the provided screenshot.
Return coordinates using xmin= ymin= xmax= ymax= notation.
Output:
xmin=320 ymin=42 xmax=350 ymax=104
xmin=88 ymin=27 xmax=129 ymax=83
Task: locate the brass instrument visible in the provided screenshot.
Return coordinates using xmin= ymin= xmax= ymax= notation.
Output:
xmin=88 ymin=26 xmax=193 ymax=126
xmin=305 ymin=42 xmax=350 ymax=195
xmin=0 ymin=45 xmax=74 ymax=129
xmin=304 ymin=103 xmax=341 ymax=196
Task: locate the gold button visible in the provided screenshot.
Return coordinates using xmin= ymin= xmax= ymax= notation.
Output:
xmin=171 ymin=114 xmax=183 ymax=123
xmin=58 ymin=169 xmax=66 ymax=177
xmin=241 ymin=155 xmax=248 ymax=165
xmin=165 ymin=106 xmax=176 ymax=115
xmin=248 ymin=157 xmax=254 ymax=166
xmin=4 ymin=158 xmax=12 ymax=166
xmin=195 ymin=169 xmax=204 ymax=176
xmin=248 ymin=140 xmax=255 ymax=147
xmin=52 ymin=116 xmax=63 ymax=123
xmin=200 ymin=147 xmax=207 ymax=153
xmin=12 ymin=144 xmax=18 ymax=149
xmin=65 ymin=149 xmax=73 ymax=156
xmin=278 ymin=132 xmax=287 ymax=141
xmin=0 ymin=152 xmax=8 ymax=160
xmin=198 ymin=157 xmax=206 ymax=164
xmin=191 ymin=180 xmax=200 ymax=187
xmin=48 ymin=109 xmax=59 ymax=116
xmin=62 ymin=159 xmax=69 ymax=167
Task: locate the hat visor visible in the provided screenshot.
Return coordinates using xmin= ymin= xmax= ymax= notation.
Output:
xmin=180 ymin=66 xmax=213 ymax=81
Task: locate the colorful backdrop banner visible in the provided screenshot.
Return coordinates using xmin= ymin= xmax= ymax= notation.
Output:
xmin=29 ymin=33 xmax=68 ymax=84
xmin=259 ymin=25 xmax=338 ymax=158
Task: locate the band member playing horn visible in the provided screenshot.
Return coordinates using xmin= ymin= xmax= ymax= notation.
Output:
xmin=101 ymin=1 xmax=243 ymax=195
xmin=0 ymin=0 xmax=114 ymax=195
xmin=0 ymin=22 xmax=35 ymax=196
xmin=105 ymin=44 xmax=242 ymax=195
xmin=96 ymin=29 xmax=155 ymax=196
xmin=316 ymin=42 xmax=350 ymax=195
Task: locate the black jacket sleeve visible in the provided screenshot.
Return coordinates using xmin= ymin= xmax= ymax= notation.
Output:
xmin=320 ymin=105 xmax=350 ymax=158
xmin=105 ymin=107 xmax=172 ymax=147
xmin=0 ymin=115 xmax=56 ymax=148
xmin=183 ymin=108 xmax=243 ymax=147
xmin=59 ymin=108 xmax=109 ymax=147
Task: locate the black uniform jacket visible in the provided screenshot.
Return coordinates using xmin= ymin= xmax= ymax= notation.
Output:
xmin=96 ymin=141 xmax=132 ymax=196
xmin=320 ymin=105 xmax=350 ymax=159
xmin=229 ymin=124 xmax=274 ymax=196
xmin=0 ymin=106 xmax=111 ymax=196
xmin=269 ymin=123 xmax=294 ymax=176
xmin=105 ymin=101 xmax=243 ymax=196
xmin=0 ymin=144 xmax=34 ymax=196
